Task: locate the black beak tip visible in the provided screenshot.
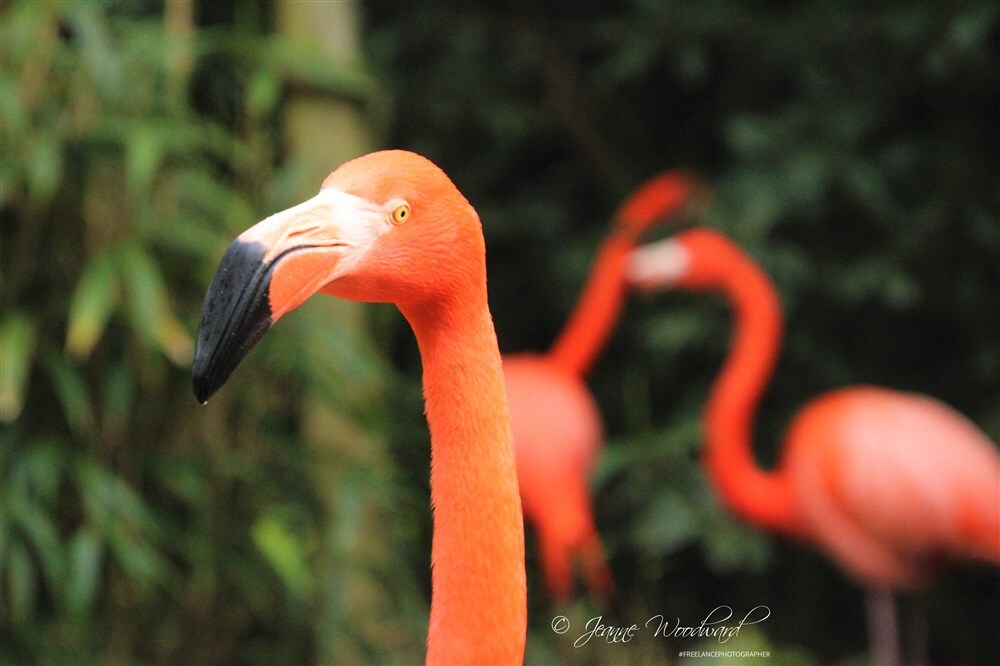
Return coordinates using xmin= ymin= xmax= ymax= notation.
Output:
xmin=193 ymin=373 xmax=211 ymax=405
xmin=192 ymin=344 xmax=218 ymax=404
xmin=191 ymin=239 xmax=274 ymax=406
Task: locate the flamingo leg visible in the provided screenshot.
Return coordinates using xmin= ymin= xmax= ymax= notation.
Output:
xmin=906 ymin=594 xmax=928 ymax=666
xmin=866 ymin=587 xmax=901 ymax=666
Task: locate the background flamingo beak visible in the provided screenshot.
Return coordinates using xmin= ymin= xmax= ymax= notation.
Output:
xmin=626 ymin=239 xmax=689 ymax=291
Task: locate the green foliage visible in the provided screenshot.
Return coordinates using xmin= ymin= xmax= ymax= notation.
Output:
xmin=1 ymin=2 xmax=413 ymax=663
xmin=0 ymin=312 xmax=35 ymax=421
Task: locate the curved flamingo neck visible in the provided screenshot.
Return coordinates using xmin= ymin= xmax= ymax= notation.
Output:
xmin=548 ymin=232 xmax=633 ymax=377
xmin=703 ymin=251 xmax=800 ymax=536
xmin=400 ymin=290 xmax=527 ymax=665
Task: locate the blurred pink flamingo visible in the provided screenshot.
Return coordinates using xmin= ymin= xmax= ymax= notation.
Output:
xmin=505 ymin=171 xmax=704 ymax=603
xmin=627 ymin=228 xmax=1000 ymax=665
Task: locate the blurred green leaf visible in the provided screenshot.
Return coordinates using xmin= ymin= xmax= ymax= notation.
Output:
xmin=635 ymin=491 xmax=698 ymax=554
xmin=640 ymin=309 xmax=715 ymax=351
xmin=14 ymin=440 xmax=65 ymax=506
xmin=86 ymin=116 xmax=254 ymax=174
xmin=125 ymin=125 xmax=165 ymax=200
xmin=26 ymin=133 xmax=63 ymax=201
xmin=831 ymin=258 xmax=920 ymax=309
xmin=66 ymin=527 xmax=103 ymax=615
xmin=100 ymin=361 xmax=133 ymax=440
xmin=107 ymin=529 xmax=169 ymax=590
xmin=701 ymin=508 xmax=772 ymax=574
xmin=0 ymin=311 xmax=36 ymax=422
xmin=41 ymin=352 xmax=95 ymax=438
xmin=76 ymin=461 xmax=160 ymax=536
xmin=7 ymin=494 xmax=65 ymax=592
xmin=65 ymin=251 xmax=120 ymax=360
xmin=0 ymin=67 xmax=28 ymax=141
xmin=76 ymin=462 xmax=169 ymax=590
xmin=119 ymin=245 xmax=193 ymax=365
xmin=207 ymin=32 xmax=383 ymax=107
xmin=246 ymin=69 xmax=282 ymax=120
xmin=252 ymin=512 xmax=312 ymax=598
xmin=148 ymin=456 xmax=209 ymax=506
xmin=6 ymin=541 xmax=37 ymax=623
xmin=726 ymin=116 xmax=774 ymax=159
xmin=841 ymin=159 xmax=894 ymax=214
xmin=147 ymin=170 xmax=253 ymax=258
xmin=66 ymin=2 xmax=124 ymax=104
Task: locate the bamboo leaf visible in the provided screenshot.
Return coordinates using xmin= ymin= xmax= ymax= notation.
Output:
xmin=252 ymin=513 xmax=311 ymax=598
xmin=66 ymin=2 xmax=124 ymax=104
xmin=76 ymin=461 xmax=160 ymax=536
xmin=6 ymin=541 xmax=37 ymax=623
xmin=107 ymin=529 xmax=169 ymax=590
xmin=119 ymin=245 xmax=194 ymax=365
xmin=18 ymin=440 xmax=64 ymax=505
xmin=87 ymin=116 xmax=254 ymax=174
xmin=74 ymin=462 xmax=169 ymax=589
xmin=41 ymin=352 xmax=94 ymax=438
xmin=0 ymin=498 xmax=9 ymax=566
xmin=8 ymin=495 xmax=65 ymax=591
xmin=246 ymin=69 xmax=281 ymax=120
xmin=66 ymin=527 xmax=103 ymax=615
xmin=149 ymin=170 xmax=253 ymax=255
xmin=65 ymin=251 xmax=120 ymax=359
xmin=125 ymin=125 xmax=165 ymax=200
xmin=0 ymin=312 xmax=36 ymax=422
xmin=100 ymin=361 xmax=133 ymax=440
xmin=25 ymin=118 xmax=64 ymax=201
xmin=155 ymin=314 xmax=195 ymax=366
xmin=203 ymin=32 xmax=383 ymax=106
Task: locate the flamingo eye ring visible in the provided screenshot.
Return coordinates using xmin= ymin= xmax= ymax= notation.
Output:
xmin=391 ymin=201 xmax=411 ymax=224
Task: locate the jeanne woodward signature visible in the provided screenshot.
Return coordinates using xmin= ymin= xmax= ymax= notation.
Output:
xmin=570 ymin=605 xmax=771 ymax=648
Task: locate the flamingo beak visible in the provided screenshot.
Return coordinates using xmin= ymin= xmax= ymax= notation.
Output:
xmin=626 ymin=238 xmax=690 ymax=291
xmin=193 ymin=187 xmax=387 ymax=404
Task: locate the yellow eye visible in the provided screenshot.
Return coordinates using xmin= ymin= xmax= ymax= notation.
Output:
xmin=391 ymin=202 xmax=411 ymax=224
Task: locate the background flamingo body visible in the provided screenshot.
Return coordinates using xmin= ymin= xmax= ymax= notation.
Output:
xmin=505 ymin=355 xmax=608 ymax=600
xmin=628 ymin=229 xmax=999 ymax=662
xmin=504 ymin=171 xmax=703 ymax=602
xmin=783 ymin=387 xmax=1000 ymax=587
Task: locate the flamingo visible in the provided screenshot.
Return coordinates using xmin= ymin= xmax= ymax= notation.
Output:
xmin=504 ymin=171 xmax=702 ymax=603
xmin=193 ymin=151 xmax=526 ymax=665
xmin=626 ymin=228 xmax=1000 ymax=665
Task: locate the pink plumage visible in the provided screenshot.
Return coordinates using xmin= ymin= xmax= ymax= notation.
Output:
xmin=627 ymin=228 xmax=999 ymax=664
xmin=785 ymin=387 xmax=1000 ymax=587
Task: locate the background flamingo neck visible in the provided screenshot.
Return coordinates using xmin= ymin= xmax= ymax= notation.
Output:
xmin=548 ymin=233 xmax=633 ymax=377
xmin=704 ymin=255 xmax=799 ymax=535
xmin=400 ymin=292 xmax=527 ymax=665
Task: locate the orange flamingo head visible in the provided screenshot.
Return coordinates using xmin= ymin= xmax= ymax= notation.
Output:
xmin=612 ymin=171 xmax=707 ymax=237
xmin=193 ymin=150 xmax=483 ymax=403
xmin=627 ymin=228 xmax=742 ymax=291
